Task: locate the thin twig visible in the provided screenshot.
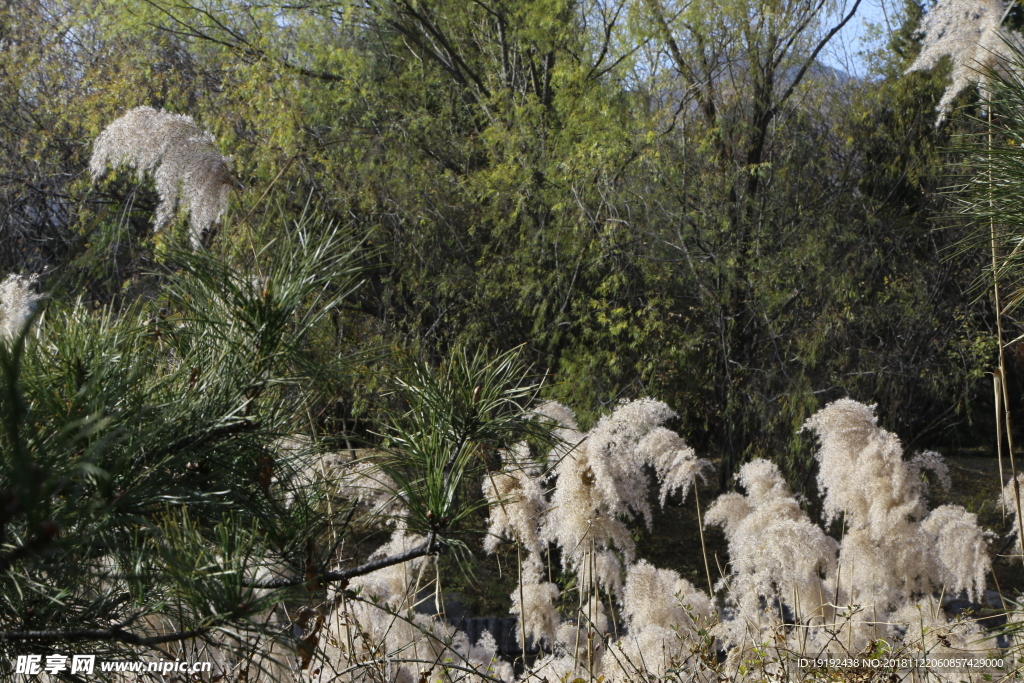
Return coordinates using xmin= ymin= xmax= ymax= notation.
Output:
xmin=244 ymin=532 xmax=438 ymax=589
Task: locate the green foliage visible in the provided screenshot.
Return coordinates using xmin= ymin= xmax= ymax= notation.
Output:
xmin=0 ymin=216 xmax=362 ymax=668
xmin=377 ymin=347 xmax=552 ymax=542
xmin=0 ymin=0 xmax=997 ymax=495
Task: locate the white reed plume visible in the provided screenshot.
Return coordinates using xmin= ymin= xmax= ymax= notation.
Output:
xmin=0 ymin=274 xmax=41 ymax=343
xmin=90 ymin=106 xmax=233 ymax=247
xmin=483 ymin=468 xmax=547 ymax=556
xmin=339 ymin=531 xmax=437 ymax=679
xmin=892 ymin=596 xmax=996 ymax=662
xmin=550 ymin=593 xmax=608 ymax=673
xmin=803 ymin=399 xmax=928 ymax=534
xmin=510 ymin=562 xmax=561 ymax=649
xmin=803 ymin=399 xmax=991 ymax=647
xmin=907 ymin=0 xmax=1023 ymax=124
xmin=483 ymin=442 xmax=548 ymax=555
xmin=920 ymin=504 xmax=993 ymax=602
xmin=479 ymin=398 xmax=712 ymax=681
xmin=336 ymin=460 xmax=407 ymax=526
xmin=541 ymin=399 xmax=711 ymax=575
xmin=619 ymin=560 xmax=712 ymax=638
xmin=1002 ymin=472 xmax=1024 ymax=543
xmin=706 ymin=459 xmax=837 ymax=651
xmin=606 ymin=560 xmax=713 ymax=682
xmin=636 ymin=426 xmax=708 ymax=506
xmin=346 ymin=531 xmax=430 ymax=612
xmin=577 ymin=548 xmax=625 ymax=597
xmin=531 ymin=400 xmax=587 ymax=469
xmin=530 ymin=400 xmax=580 ymax=439
xmin=333 ymin=530 xmax=516 ymax=682
xmin=529 ymin=652 xmax=580 ymax=683
xmin=579 ymin=398 xmax=686 ymax=527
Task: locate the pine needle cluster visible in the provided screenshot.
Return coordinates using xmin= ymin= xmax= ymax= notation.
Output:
xmin=0 ymin=218 xmax=367 ymax=681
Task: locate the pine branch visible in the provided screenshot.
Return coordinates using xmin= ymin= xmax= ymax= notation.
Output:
xmin=243 ymin=532 xmax=438 ymax=590
xmin=142 ymin=419 xmax=259 ymax=465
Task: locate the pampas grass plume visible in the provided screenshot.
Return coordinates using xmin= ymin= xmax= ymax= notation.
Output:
xmin=90 ymin=106 xmax=233 ymax=247
xmin=0 ymin=273 xmax=41 ymax=342
xmin=907 ymin=0 xmax=1023 ymax=123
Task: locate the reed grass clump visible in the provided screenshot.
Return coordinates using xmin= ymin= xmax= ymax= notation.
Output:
xmin=308 ymin=397 xmax=1007 ymax=683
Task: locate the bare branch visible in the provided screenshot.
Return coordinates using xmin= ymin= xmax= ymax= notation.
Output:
xmin=776 ymin=0 xmax=864 ymax=109
xmin=243 ymin=531 xmax=438 ymax=589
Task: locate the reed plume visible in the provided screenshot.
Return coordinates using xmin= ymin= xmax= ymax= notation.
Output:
xmin=0 ymin=273 xmax=41 ymax=342
xmin=90 ymin=106 xmax=233 ymax=247
xmin=907 ymin=0 xmax=1023 ymax=123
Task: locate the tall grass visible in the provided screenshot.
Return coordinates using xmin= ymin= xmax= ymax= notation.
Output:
xmin=230 ymin=397 xmax=1008 ymax=683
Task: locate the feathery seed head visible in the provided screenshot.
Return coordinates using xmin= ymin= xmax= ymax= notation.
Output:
xmin=539 ymin=399 xmax=709 ymax=583
xmin=921 ymin=504 xmax=992 ymax=602
xmin=707 ymin=458 xmax=837 ymax=644
xmin=337 ymin=461 xmax=406 ymax=525
xmin=1001 ymin=472 xmax=1024 ymax=541
xmin=607 ymin=560 xmax=712 ymax=681
xmin=621 ymin=559 xmax=711 ymax=632
xmin=734 ymin=457 xmax=789 ymax=505
xmin=90 ymin=106 xmax=233 ymax=247
xmin=482 ymin=463 xmax=547 ymax=555
xmin=0 ymin=273 xmax=41 ymax=343
xmin=803 ymin=399 xmax=991 ymax=631
xmin=803 ymin=398 xmax=927 ymax=531
xmin=510 ymin=562 xmax=561 ymax=648
xmin=907 ymin=0 xmax=1023 ymax=124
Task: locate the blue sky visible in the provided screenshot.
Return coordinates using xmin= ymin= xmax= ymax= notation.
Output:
xmin=819 ymin=0 xmax=900 ymax=78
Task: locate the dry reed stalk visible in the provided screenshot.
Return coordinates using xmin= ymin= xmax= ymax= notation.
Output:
xmin=988 ymin=106 xmax=1024 ymax=562
xmin=587 ymin=539 xmax=594 ymax=682
xmin=693 ymin=477 xmax=714 ymax=595
xmin=572 ymin=543 xmax=585 ymax=674
xmin=995 ymin=372 xmax=1007 ymax=524
xmin=518 ymin=543 xmax=527 ymax=668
